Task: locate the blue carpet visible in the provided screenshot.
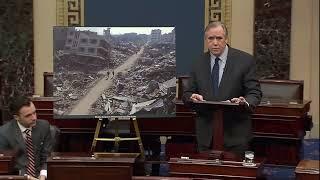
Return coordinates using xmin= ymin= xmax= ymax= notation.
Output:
xmin=302 ymin=139 xmax=320 ymax=160
xmin=263 ymin=166 xmax=296 ymax=180
xmin=262 ymin=139 xmax=319 ymax=180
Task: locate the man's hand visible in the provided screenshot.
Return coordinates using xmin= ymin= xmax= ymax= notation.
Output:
xmin=27 ymin=175 xmax=39 ymax=180
xmin=230 ymin=96 xmax=249 ymax=107
xmin=190 ymin=93 xmax=205 ymax=102
xmin=39 ymin=175 xmax=46 ymax=180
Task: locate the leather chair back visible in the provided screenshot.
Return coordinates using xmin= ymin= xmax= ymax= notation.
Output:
xmin=177 ymin=77 xmax=304 ymax=101
xmin=49 ymin=125 xmax=60 ymax=151
xmin=259 ymin=79 xmax=304 ymax=100
xmin=43 ymin=72 xmax=53 ymax=97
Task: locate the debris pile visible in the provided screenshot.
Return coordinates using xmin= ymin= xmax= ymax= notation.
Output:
xmin=91 ymin=42 xmax=176 ymax=117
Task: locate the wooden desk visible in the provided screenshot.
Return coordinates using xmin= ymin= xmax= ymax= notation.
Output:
xmin=47 ymin=153 xmax=136 ymax=180
xmin=251 ymin=99 xmax=311 ymax=165
xmin=0 ymin=153 xmax=15 ymax=175
xmin=295 ymin=160 xmax=319 ymax=180
xmin=169 ymin=158 xmax=264 ymax=179
xmin=133 ymin=176 xmax=191 ymax=180
xmin=0 ymin=175 xmax=27 ymax=180
xmin=32 ymin=97 xmax=311 ymax=165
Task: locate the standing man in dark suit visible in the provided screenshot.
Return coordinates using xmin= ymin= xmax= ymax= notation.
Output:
xmin=183 ymin=21 xmax=262 ymax=157
xmin=0 ymin=96 xmax=52 ymax=180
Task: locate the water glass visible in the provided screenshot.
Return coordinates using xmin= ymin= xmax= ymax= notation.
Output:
xmin=243 ymin=151 xmax=255 ymax=166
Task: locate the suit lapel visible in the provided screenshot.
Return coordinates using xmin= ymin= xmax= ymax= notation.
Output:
xmin=198 ymin=51 xmax=214 ymax=100
xmin=31 ymin=124 xmax=41 ymax=151
xmin=218 ymin=48 xmax=235 ymax=99
xmin=203 ymin=52 xmax=215 ymax=98
xmin=13 ymin=121 xmax=26 ymax=150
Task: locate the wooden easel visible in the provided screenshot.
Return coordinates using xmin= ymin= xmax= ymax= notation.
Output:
xmin=90 ymin=116 xmax=145 ymax=159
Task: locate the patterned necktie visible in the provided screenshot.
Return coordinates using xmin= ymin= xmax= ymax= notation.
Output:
xmin=24 ymin=129 xmax=36 ymax=177
xmin=212 ymin=57 xmax=220 ymax=96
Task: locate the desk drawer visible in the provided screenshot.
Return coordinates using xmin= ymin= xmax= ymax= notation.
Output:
xmin=252 ymin=117 xmax=304 ymax=138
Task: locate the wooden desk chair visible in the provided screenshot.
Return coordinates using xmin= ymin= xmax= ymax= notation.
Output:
xmin=43 ymin=72 xmax=53 ymax=97
xmin=259 ymin=79 xmax=313 ymax=131
xmin=177 ymin=77 xmax=305 ymax=101
xmin=259 ymin=79 xmax=304 ymax=100
xmin=50 ymin=125 xmax=60 ymax=151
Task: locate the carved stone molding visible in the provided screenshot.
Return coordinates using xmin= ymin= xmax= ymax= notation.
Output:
xmin=208 ymin=0 xmax=232 ymax=42
xmin=56 ymin=0 xmax=84 ymax=26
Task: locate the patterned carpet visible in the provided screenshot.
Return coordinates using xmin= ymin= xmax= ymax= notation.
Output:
xmin=262 ymin=139 xmax=320 ymax=180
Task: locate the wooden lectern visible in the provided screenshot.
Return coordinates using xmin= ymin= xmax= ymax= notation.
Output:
xmin=193 ymin=100 xmax=243 ymax=160
xmin=168 ymin=101 xmax=265 ymax=179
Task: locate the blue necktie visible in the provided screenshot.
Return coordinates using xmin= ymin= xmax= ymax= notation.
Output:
xmin=212 ymin=57 xmax=220 ymax=96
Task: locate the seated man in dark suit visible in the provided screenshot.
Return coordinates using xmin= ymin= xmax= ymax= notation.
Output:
xmin=0 ymin=96 xmax=52 ymax=180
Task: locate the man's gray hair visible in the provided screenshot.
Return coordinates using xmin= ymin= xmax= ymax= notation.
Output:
xmin=204 ymin=21 xmax=228 ymax=37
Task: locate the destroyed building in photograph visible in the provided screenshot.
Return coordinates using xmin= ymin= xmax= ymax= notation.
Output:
xmin=53 ymin=27 xmax=176 ymax=118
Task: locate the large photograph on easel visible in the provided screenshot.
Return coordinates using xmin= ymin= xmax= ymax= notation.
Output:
xmin=53 ymin=27 xmax=176 ymax=118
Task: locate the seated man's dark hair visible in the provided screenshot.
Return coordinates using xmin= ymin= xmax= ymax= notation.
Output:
xmin=9 ymin=96 xmax=32 ymax=115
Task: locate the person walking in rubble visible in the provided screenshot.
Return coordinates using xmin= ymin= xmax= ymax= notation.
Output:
xmin=105 ymin=98 xmax=112 ymax=114
xmin=106 ymin=71 xmax=110 ymax=80
xmin=111 ymin=70 xmax=115 ymax=79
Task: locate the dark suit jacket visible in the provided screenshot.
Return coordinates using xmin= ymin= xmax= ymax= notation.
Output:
xmin=183 ymin=47 xmax=262 ymax=150
xmin=0 ymin=119 xmax=52 ymax=176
